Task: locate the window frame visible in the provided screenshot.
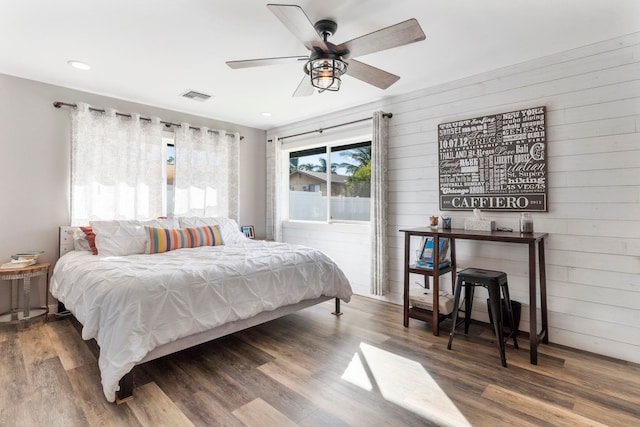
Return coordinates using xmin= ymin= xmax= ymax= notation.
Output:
xmin=284 ymin=137 xmax=372 ymax=224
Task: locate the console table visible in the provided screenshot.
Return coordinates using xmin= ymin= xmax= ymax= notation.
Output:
xmin=400 ymin=227 xmax=548 ymax=364
xmin=0 ymin=262 xmax=50 ymax=323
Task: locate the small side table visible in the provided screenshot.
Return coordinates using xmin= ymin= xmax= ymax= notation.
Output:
xmin=0 ymin=262 xmax=50 ymax=323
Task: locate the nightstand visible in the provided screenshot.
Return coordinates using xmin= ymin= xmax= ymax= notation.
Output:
xmin=0 ymin=262 xmax=50 ymax=323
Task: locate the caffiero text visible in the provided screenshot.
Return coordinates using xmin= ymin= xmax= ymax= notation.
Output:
xmin=441 ymin=195 xmax=546 ymax=211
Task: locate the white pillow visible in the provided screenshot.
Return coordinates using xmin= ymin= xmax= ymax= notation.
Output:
xmin=91 ymin=218 xmax=180 ymax=256
xmin=91 ymin=220 xmax=146 ymax=256
xmin=178 ymin=217 xmax=245 ymax=244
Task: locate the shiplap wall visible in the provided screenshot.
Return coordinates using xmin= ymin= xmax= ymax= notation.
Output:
xmin=267 ymin=32 xmax=640 ymax=363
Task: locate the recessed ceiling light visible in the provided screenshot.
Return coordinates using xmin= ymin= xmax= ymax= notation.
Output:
xmin=67 ymin=60 xmax=91 ymax=71
xmin=261 ymin=112 xmax=272 ymax=117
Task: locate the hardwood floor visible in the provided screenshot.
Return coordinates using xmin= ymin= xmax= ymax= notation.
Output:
xmin=1 ymin=295 xmax=639 ymax=426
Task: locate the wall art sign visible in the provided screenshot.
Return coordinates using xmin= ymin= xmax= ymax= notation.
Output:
xmin=438 ymin=106 xmax=547 ymax=211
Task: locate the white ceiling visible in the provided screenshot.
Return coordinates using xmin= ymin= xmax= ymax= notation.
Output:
xmin=1 ymin=1 xmax=639 ymax=130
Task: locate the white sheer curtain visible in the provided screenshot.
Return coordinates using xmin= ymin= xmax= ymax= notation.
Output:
xmin=173 ymin=124 xmax=240 ymax=220
xmin=70 ymin=102 xmax=164 ymax=225
xmin=371 ymin=111 xmax=390 ymax=295
xmin=266 ymin=136 xmax=283 ymax=241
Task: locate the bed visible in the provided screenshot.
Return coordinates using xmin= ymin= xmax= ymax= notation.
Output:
xmin=51 ymin=217 xmax=353 ymax=402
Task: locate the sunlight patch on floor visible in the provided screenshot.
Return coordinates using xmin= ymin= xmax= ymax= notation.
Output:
xmin=342 ymin=342 xmax=471 ymax=427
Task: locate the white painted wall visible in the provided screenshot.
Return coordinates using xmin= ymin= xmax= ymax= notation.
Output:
xmin=0 ymin=73 xmax=266 ymax=312
xmin=283 ymin=221 xmax=371 ymax=296
xmin=267 ymin=33 xmax=640 ymax=364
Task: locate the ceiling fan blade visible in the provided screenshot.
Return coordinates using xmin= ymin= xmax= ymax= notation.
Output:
xmin=346 ymin=59 xmax=400 ymax=89
xmin=267 ymin=4 xmax=328 ymax=52
xmin=226 ymin=56 xmax=308 ymax=69
xmin=293 ymin=76 xmax=315 ymax=97
xmin=336 ymin=18 xmax=425 ymax=59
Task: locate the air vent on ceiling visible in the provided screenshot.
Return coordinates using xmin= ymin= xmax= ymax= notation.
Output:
xmin=180 ymin=90 xmax=212 ymax=102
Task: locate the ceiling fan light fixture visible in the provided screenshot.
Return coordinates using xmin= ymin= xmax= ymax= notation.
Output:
xmin=305 ymin=57 xmax=347 ymax=92
xmin=227 ymin=5 xmax=425 ymax=96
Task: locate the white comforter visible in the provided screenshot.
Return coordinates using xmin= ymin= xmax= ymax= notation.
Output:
xmin=50 ymin=240 xmax=352 ymax=402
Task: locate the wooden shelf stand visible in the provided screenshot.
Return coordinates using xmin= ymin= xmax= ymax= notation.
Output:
xmin=400 ymin=226 xmax=549 ymax=365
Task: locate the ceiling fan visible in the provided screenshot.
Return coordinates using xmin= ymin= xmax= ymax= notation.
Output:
xmin=226 ymin=4 xmax=426 ymax=96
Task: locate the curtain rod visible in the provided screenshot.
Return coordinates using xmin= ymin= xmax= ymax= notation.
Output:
xmin=53 ymin=101 xmax=244 ymax=140
xmin=267 ymin=112 xmax=392 ymax=142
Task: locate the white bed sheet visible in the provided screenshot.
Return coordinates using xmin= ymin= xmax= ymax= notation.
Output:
xmin=50 ymin=240 xmax=352 ymax=402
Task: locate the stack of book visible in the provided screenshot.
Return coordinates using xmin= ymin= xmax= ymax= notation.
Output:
xmin=0 ymin=251 xmax=44 ymax=270
xmin=415 ymin=237 xmax=450 ymax=269
xmin=415 ymin=259 xmax=451 ymax=270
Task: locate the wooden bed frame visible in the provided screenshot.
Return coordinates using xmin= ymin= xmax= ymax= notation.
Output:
xmin=57 ymin=227 xmax=343 ymax=402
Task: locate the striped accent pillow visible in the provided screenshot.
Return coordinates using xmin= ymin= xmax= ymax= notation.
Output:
xmin=145 ymin=225 xmax=224 ymax=254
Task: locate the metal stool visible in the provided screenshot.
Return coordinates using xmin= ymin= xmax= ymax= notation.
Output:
xmin=447 ymin=267 xmax=518 ymax=367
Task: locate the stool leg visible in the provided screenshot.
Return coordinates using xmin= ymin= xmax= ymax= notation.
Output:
xmin=447 ymin=275 xmax=464 ymax=350
xmin=501 ymin=282 xmax=519 ymax=349
xmin=464 ymin=283 xmax=475 ymax=334
xmin=488 ymin=284 xmax=507 ymax=367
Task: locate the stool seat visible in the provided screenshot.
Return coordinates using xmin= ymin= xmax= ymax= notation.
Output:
xmin=457 ymin=268 xmax=507 ymax=286
xmin=447 ymin=267 xmax=518 ymax=367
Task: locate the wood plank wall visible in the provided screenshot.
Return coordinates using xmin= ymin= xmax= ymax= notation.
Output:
xmin=267 ymin=32 xmax=640 ymax=364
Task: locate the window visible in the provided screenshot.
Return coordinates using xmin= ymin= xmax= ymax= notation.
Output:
xmin=166 ymin=140 xmax=175 ymax=217
xmin=288 ymin=141 xmax=371 ymax=222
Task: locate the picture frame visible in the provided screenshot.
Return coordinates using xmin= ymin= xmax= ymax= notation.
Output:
xmin=241 ymin=225 xmax=255 ymax=239
xmin=438 ymin=106 xmax=547 ymax=212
